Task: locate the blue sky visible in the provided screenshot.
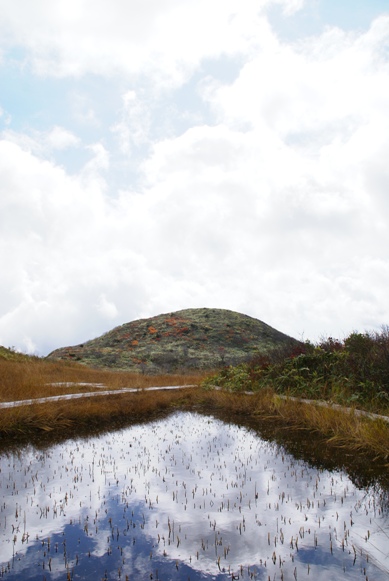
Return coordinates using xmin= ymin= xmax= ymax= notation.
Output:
xmin=1 ymin=0 xmax=389 ymax=355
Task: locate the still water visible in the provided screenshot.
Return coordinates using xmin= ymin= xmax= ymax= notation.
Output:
xmin=0 ymin=412 xmax=388 ymax=580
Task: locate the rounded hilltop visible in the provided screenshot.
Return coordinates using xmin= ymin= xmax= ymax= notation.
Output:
xmin=47 ymin=307 xmax=300 ymax=373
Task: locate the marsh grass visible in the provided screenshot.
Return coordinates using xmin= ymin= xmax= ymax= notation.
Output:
xmin=257 ymin=393 xmax=389 ymax=463
xmin=289 ymin=400 xmax=389 ymax=461
xmin=1 ymin=354 xmax=388 ymax=464
xmin=0 ymin=387 xmax=202 ymax=438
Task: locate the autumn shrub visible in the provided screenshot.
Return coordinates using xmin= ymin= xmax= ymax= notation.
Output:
xmin=202 ymin=329 xmax=389 ymax=413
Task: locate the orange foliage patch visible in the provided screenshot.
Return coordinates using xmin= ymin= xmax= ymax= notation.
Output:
xmin=148 ymin=326 xmax=158 ymax=334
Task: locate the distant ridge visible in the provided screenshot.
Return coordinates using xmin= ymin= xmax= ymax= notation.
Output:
xmin=47 ymin=308 xmax=300 ymax=373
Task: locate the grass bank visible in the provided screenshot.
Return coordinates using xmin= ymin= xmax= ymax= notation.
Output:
xmin=196 ymin=389 xmax=389 ymax=463
xmin=0 ymin=346 xmax=388 ymax=465
xmin=0 ymin=349 xmax=207 ymax=439
xmin=0 ymin=387 xmax=199 ymax=439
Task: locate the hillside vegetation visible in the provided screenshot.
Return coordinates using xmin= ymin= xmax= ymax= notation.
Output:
xmin=203 ymin=328 xmax=389 ymax=414
xmin=47 ymin=308 xmax=299 ymax=373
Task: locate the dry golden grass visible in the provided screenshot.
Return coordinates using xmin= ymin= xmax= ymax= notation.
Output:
xmin=253 ymin=393 xmax=389 ymax=463
xmin=0 ymin=387 xmax=260 ymax=440
xmin=0 ymin=387 xmax=202 ymax=437
xmin=188 ymin=389 xmax=389 ymax=463
xmin=0 ymin=357 xmax=207 ymax=402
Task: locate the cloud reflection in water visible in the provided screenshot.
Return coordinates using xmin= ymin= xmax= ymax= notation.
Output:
xmin=0 ymin=412 xmax=388 ymax=580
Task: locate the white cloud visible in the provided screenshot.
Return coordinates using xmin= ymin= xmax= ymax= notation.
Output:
xmin=203 ymin=17 xmax=389 ymax=138
xmin=0 ymin=0 xmax=300 ymax=84
xmin=97 ymin=294 xmax=119 ymax=319
xmin=0 ymin=5 xmax=389 ymax=354
xmin=2 ymin=126 xmax=80 ymax=158
xmin=46 ymin=126 xmax=80 ymax=150
xmin=111 ymin=90 xmax=152 ymax=155
xmin=81 ymin=142 xmax=110 ymax=180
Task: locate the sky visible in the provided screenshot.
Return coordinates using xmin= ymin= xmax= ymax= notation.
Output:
xmin=1 ymin=0 xmax=389 ymax=356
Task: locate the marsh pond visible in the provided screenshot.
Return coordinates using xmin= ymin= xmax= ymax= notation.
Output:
xmin=0 ymin=412 xmax=388 ymax=580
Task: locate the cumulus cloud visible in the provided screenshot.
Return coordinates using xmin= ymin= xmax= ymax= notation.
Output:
xmin=0 ymin=2 xmax=389 ymax=354
xmin=0 ymin=0 xmax=298 ymax=83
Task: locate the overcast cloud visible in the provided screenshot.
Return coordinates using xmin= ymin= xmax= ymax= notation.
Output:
xmin=1 ymin=0 xmax=389 ymax=355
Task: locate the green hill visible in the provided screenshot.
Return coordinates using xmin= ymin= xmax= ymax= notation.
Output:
xmin=47 ymin=308 xmax=300 ymax=373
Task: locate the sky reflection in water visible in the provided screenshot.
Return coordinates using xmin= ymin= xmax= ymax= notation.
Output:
xmin=0 ymin=412 xmax=388 ymax=580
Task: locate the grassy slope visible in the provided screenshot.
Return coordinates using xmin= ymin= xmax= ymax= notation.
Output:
xmin=47 ymin=308 xmax=299 ymax=373
xmin=202 ymin=330 xmax=389 ymax=414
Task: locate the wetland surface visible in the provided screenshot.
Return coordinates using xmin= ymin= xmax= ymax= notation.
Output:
xmin=0 ymin=412 xmax=388 ymax=580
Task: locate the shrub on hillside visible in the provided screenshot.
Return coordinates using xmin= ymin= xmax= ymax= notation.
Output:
xmin=202 ymin=328 xmax=389 ymax=410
